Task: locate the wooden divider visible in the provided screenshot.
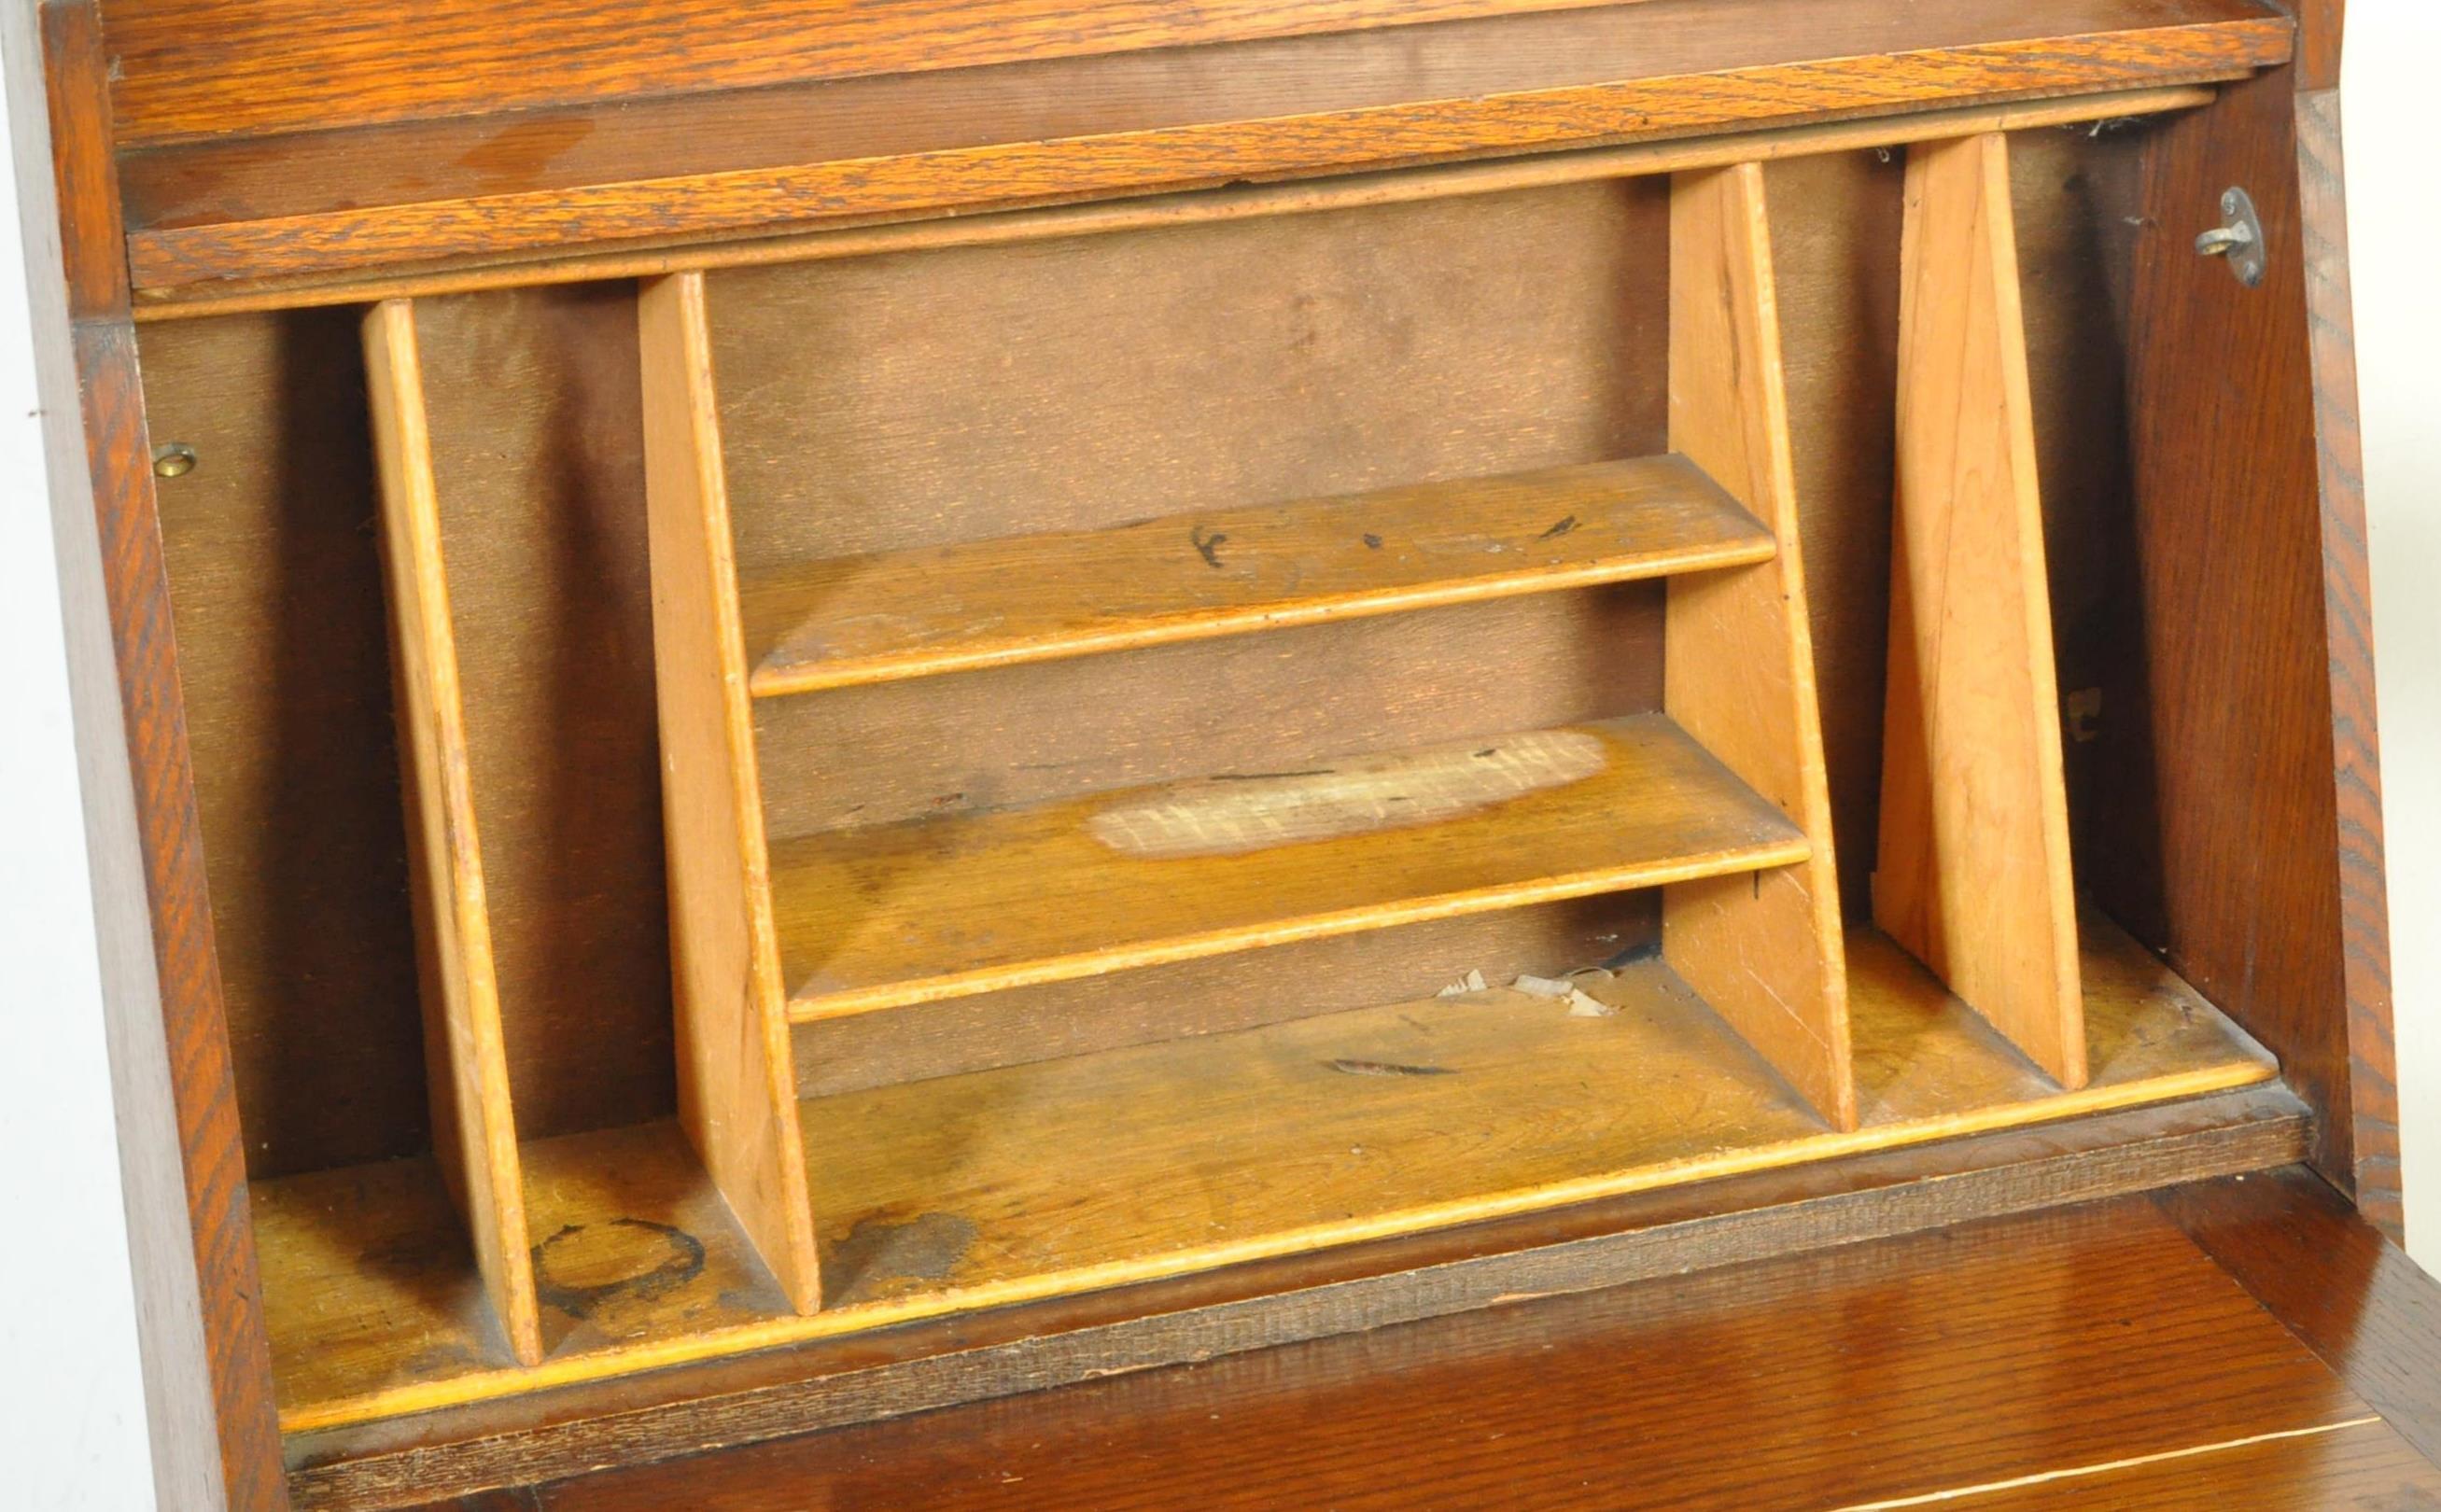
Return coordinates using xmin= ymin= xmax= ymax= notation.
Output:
xmin=1660 ymin=163 xmax=1856 ymax=1131
xmin=1873 ymin=133 xmax=2087 ymax=1088
xmin=637 ymin=271 xmax=824 ymax=1312
xmin=361 ymin=299 xmax=546 ymax=1364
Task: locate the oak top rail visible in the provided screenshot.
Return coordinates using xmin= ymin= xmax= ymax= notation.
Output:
xmin=112 ymin=0 xmax=2284 ymax=301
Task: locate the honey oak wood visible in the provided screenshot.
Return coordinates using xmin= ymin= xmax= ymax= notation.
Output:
xmin=636 ymin=272 xmax=821 ymax=1312
xmin=250 ymin=912 xmax=2272 ymax=1439
xmin=1875 ymin=133 xmax=2085 ymax=1088
xmin=361 ymin=300 xmax=546 ymax=1367
xmin=383 ymin=1191 xmax=2393 ymax=1512
xmin=110 ymin=0 xmax=2291 ymax=293
xmin=742 ymin=455 xmax=1771 ymax=697
xmin=1662 ymin=161 xmax=1854 ymax=1130
xmin=124 ymin=86 xmax=2216 ymax=321
xmin=102 ymin=0 xmax=1633 ymax=145
xmin=772 ymin=715 xmax=1808 ymax=1021
xmin=29 ymin=0 xmax=2408 ymax=1500
xmin=284 ymin=1084 xmax=2315 ymax=1508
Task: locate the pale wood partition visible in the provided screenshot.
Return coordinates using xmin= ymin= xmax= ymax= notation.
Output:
xmin=1661 ymin=162 xmax=1856 ymax=1131
xmin=361 ymin=299 xmax=546 ymax=1365
xmin=636 ymin=271 xmax=825 ymax=1312
xmin=1873 ymin=133 xmax=2087 ymax=1089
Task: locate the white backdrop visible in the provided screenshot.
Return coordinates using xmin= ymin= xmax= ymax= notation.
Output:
xmin=0 ymin=12 xmax=159 ymax=1509
xmin=1 ymin=6 xmax=2434 ymax=1506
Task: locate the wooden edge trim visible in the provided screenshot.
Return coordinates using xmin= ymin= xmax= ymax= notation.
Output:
xmin=118 ymin=23 xmax=2286 ymax=295
xmin=127 ymin=85 xmax=2222 ymax=321
xmin=359 ymin=299 xmax=547 ymax=1366
xmin=284 ymin=1085 xmax=2312 ymax=1508
xmin=22 ymin=3 xmax=288 ymax=1505
xmin=2290 ymin=88 xmax=2401 ymax=1239
xmin=1662 ymin=160 xmax=1856 ymax=1129
xmin=638 ymin=272 xmax=823 ymax=1312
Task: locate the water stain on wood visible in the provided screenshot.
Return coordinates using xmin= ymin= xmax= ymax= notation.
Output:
xmin=1087 ymin=729 xmax=1608 ymax=858
xmin=829 ymin=1211 xmax=981 ymax=1301
xmin=529 ymin=1219 xmax=708 ymax=1320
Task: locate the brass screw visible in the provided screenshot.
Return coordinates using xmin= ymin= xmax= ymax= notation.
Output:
xmin=151 ymin=442 xmax=197 ymax=479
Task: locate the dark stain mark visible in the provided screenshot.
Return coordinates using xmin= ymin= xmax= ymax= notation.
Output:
xmin=1362 ymin=533 xmax=1384 ymax=549
xmin=1474 ymin=748 xmax=1498 ymax=758
xmin=1753 ymin=872 xmax=1762 ymax=899
xmin=1538 ymin=515 xmax=1581 ymax=539
xmin=1327 ymin=1058 xmax=1455 ymax=1078
xmin=530 ymin=1219 xmax=707 ymax=1320
xmin=1210 ymin=767 xmax=1336 ymax=782
xmin=1604 ymin=939 xmax=1664 ymax=971
xmin=830 ymin=1211 xmax=979 ymax=1302
xmin=1191 ymin=525 xmax=1229 ymax=568
xmin=399 ymin=1340 xmax=483 ymax=1378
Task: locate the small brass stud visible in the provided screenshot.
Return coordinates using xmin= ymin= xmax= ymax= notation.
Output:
xmin=151 ymin=442 xmax=197 ymax=479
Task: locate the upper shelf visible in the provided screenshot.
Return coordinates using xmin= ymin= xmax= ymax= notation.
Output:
xmin=111 ymin=0 xmax=2289 ymax=301
xmin=740 ymin=455 xmax=1772 ymax=698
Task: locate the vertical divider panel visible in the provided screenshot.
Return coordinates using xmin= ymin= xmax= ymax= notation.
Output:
xmin=1662 ymin=162 xmax=1857 ymax=1131
xmin=361 ymin=298 xmax=547 ymax=1365
xmin=1873 ymin=133 xmax=2087 ymax=1088
xmin=638 ymin=271 xmax=825 ymax=1313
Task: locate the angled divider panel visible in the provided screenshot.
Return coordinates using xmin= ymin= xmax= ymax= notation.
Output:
xmin=362 ymin=299 xmax=546 ymax=1365
xmin=638 ymin=271 xmax=825 ymax=1313
xmin=1661 ymin=162 xmax=1856 ymax=1131
xmin=1873 ymin=133 xmax=2087 ymax=1088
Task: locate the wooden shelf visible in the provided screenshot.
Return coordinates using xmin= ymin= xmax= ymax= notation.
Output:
xmin=738 ymin=455 xmax=1771 ymax=696
xmin=771 ymin=713 xmax=1807 ymax=1021
xmin=252 ymin=911 xmax=2278 ymax=1436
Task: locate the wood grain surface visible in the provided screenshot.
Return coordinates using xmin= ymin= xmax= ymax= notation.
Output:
xmin=387 ymin=1190 xmax=2399 ymax=1511
xmin=252 ymin=914 xmax=2271 ymax=1441
xmin=112 ymin=0 xmax=2290 ymax=290
xmin=120 ymin=87 xmax=2213 ymax=320
xmin=772 ymin=714 xmax=1807 ymax=1019
xmin=99 ymin=0 xmax=1630 ymax=145
xmin=743 ymin=454 xmax=1768 ymax=696
xmin=2087 ymin=66 xmax=2387 ymax=1208
xmin=362 ymin=300 xmax=544 ymax=1365
xmin=638 ymin=273 xmax=821 ymax=1313
xmin=2157 ymin=1167 xmax=2441 ymax=1469
xmin=1662 ymin=161 xmax=1853 ymax=1129
xmin=1875 ymin=132 xmax=2084 ymax=1087
xmin=2293 ymin=86 xmax=2400 ymax=1237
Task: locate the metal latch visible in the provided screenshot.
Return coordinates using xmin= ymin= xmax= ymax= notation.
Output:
xmin=2195 ymin=186 xmax=2266 ymax=288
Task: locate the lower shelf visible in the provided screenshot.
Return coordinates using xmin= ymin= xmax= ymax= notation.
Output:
xmin=252 ymin=911 xmax=2275 ymax=1435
